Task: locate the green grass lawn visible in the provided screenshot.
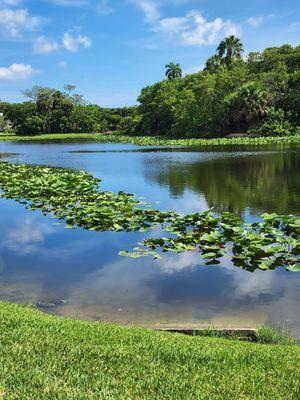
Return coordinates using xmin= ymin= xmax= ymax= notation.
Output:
xmin=0 ymin=302 xmax=299 ymax=399
xmin=1 ymin=132 xmax=300 ymax=147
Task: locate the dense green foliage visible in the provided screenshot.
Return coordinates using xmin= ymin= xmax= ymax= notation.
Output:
xmin=0 ymin=301 xmax=299 ymax=399
xmin=1 ymin=41 xmax=299 ymax=137
xmin=136 ymin=43 xmax=300 ymax=136
xmin=0 ymin=161 xmax=299 ymax=272
xmin=0 ymin=85 xmax=137 ymax=135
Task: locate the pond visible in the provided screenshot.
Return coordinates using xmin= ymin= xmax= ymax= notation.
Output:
xmin=0 ymin=140 xmax=299 ymax=335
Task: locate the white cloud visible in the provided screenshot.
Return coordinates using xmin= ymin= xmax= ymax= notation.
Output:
xmin=32 ymin=32 xmax=92 ymax=54
xmin=0 ymin=63 xmax=37 ymax=80
xmin=33 ymin=35 xmax=59 ymax=54
xmin=129 ymin=0 xmax=160 ymax=23
xmin=0 ymin=8 xmax=42 ymax=37
xmin=156 ymin=11 xmax=241 ymax=46
xmin=128 ymin=3 xmax=241 ymax=47
xmin=62 ymin=32 xmax=92 ymax=52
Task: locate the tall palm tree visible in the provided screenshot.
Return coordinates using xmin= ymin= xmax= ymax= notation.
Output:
xmin=165 ymin=62 xmax=182 ymax=80
xmin=217 ymin=35 xmax=244 ymax=67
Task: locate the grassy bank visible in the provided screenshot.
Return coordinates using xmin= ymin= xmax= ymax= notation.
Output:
xmin=0 ymin=302 xmax=299 ymax=399
xmin=1 ymin=132 xmax=300 ymax=146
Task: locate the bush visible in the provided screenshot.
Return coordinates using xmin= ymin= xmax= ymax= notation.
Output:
xmin=249 ymin=108 xmax=298 ymax=136
xmin=21 ymin=115 xmax=45 ymax=135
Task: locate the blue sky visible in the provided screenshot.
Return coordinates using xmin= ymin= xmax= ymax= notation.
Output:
xmin=0 ymin=0 xmax=299 ymax=107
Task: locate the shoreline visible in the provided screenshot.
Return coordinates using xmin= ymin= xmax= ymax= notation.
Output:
xmin=1 ymin=132 xmax=300 ymax=147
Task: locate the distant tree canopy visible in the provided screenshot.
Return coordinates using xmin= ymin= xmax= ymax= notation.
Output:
xmin=0 ymin=85 xmax=137 ymax=135
xmin=135 ymin=41 xmax=300 ymax=137
xmin=0 ymin=39 xmax=299 ymax=137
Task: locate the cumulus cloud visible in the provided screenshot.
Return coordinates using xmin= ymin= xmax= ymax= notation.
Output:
xmin=0 ymin=8 xmax=42 ymax=37
xmin=62 ymin=32 xmax=92 ymax=52
xmin=33 ymin=35 xmax=59 ymax=54
xmin=128 ymin=2 xmax=241 ymax=47
xmin=0 ymin=63 xmax=37 ymax=80
xmin=33 ymin=32 xmax=92 ymax=54
xmin=156 ymin=11 xmax=241 ymax=46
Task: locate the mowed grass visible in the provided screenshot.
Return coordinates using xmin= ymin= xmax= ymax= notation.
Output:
xmin=0 ymin=302 xmax=299 ymax=399
xmin=1 ymin=132 xmax=300 ymax=147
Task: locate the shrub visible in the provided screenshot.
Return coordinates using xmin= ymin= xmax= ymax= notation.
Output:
xmin=21 ymin=115 xmax=45 ymax=135
xmin=249 ymin=108 xmax=298 ymax=136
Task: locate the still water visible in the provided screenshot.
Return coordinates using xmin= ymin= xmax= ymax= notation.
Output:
xmin=0 ymin=140 xmax=299 ymax=334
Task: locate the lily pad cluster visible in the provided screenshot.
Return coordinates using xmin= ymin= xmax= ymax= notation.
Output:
xmin=121 ymin=211 xmax=300 ymax=272
xmin=2 ymin=132 xmax=300 ymax=147
xmin=0 ymin=161 xmax=299 ymax=272
xmin=0 ymin=162 xmax=170 ymax=232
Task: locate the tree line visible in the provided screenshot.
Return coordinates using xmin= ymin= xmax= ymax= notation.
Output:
xmin=0 ymin=84 xmax=137 ymax=135
xmin=0 ymin=37 xmax=299 ymax=137
xmin=139 ymin=38 xmax=300 ymax=137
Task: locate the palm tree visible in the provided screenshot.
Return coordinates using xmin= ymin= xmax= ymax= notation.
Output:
xmin=217 ymin=35 xmax=244 ymax=67
xmin=226 ymin=82 xmax=270 ymax=128
xmin=204 ymin=55 xmax=223 ymax=73
xmin=165 ymin=62 xmax=182 ymax=80
xmin=36 ymin=90 xmax=53 ymax=115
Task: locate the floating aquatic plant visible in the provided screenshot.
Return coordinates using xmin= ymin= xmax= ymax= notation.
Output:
xmin=122 ymin=211 xmax=300 ymax=272
xmin=0 ymin=161 xmax=299 ymax=272
xmin=1 ymin=132 xmax=300 ymax=147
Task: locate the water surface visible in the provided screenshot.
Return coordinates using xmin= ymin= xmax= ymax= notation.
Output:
xmin=0 ymin=140 xmax=299 ymax=334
